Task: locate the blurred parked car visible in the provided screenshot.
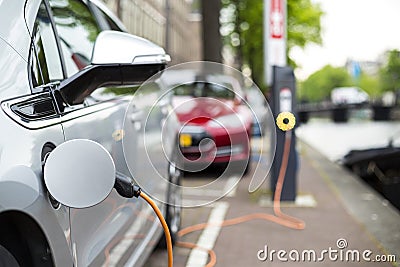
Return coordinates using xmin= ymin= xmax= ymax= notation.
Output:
xmin=331 ymin=87 xmax=369 ymax=105
xmin=167 ymin=74 xmax=253 ymax=173
xmin=245 ymin=86 xmax=269 ymax=136
xmin=0 ymin=1 xmax=181 ymax=266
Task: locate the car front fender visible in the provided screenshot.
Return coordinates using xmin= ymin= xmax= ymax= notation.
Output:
xmin=0 ymin=165 xmax=74 ymax=266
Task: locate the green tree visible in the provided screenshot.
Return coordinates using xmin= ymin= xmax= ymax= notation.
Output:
xmin=299 ymin=65 xmax=351 ymax=102
xmin=287 ymin=0 xmax=323 ymax=67
xmin=379 ymin=49 xmax=400 ymax=92
xmin=221 ymin=0 xmax=323 ymax=89
xmin=358 ymin=73 xmax=380 ymax=97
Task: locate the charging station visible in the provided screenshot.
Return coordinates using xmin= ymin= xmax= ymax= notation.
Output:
xmin=270 ymin=66 xmax=298 ymax=201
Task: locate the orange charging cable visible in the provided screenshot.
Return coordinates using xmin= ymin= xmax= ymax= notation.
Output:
xmin=176 ymin=127 xmax=304 ymax=267
xmin=272 ymin=130 xmax=305 ymax=229
xmin=137 ymin=112 xmax=303 ymax=267
xmin=140 ymin=191 xmax=173 ymax=267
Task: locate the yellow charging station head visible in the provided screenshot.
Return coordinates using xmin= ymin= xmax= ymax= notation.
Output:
xmin=276 ymin=112 xmax=296 ymax=131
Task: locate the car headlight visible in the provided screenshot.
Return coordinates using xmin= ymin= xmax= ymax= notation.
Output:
xmin=179 ymin=125 xmax=210 ymax=147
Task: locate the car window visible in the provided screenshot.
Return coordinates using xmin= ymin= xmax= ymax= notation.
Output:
xmin=97 ymin=8 xmax=124 ymax=31
xmin=103 ymin=13 xmax=123 ymax=31
xmin=174 ymin=82 xmax=235 ymax=99
xmin=30 ymin=1 xmax=64 ymax=87
xmin=48 ymin=0 xmax=101 ymax=77
xmin=88 ymin=0 xmax=126 ymax=32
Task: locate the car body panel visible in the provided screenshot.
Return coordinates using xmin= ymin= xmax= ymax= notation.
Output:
xmin=0 ymin=107 xmax=73 ymax=265
xmin=0 ymin=0 xmax=32 ymax=61
xmin=173 ymin=96 xmax=237 ymax=124
xmin=60 ymin=100 xmax=134 ymax=266
xmin=60 ymin=96 xmax=167 ymax=266
xmin=0 ymin=40 xmax=31 ymax=100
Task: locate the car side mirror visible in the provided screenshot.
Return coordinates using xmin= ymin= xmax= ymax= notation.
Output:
xmin=56 ymin=31 xmax=170 ymax=105
xmin=44 ymin=139 xmax=116 ymax=208
xmin=91 ymin=31 xmax=170 ymax=65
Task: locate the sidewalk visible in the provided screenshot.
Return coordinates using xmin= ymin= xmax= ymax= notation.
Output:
xmin=210 ymin=141 xmax=400 ymax=266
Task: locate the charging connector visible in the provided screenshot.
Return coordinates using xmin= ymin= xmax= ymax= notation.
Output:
xmin=115 ymin=172 xmax=141 ymax=198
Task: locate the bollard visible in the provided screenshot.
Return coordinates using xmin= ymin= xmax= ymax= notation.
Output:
xmin=372 ymin=105 xmax=392 ymax=121
xmin=332 ymin=106 xmax=348 ymax=123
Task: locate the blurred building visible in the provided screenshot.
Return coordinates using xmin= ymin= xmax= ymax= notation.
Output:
xmin=345 ymin=59 xmax=382 ymax=77
xmin=103 ymin=0 xmax=203 ymax=64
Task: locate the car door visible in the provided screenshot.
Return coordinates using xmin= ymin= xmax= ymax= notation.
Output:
xmin=46 ymin=0 xmax=162 ymax=266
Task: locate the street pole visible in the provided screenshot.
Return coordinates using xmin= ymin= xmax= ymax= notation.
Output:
xmin=264 ymin=0 xmax=297 ymax=201
xmin=264 ymin=0 xmax=287 ymax=86
xmin=263 ymin=0 xmax=270 ymax=87
xmin=165 ymin=0 xmax=170 ymax=53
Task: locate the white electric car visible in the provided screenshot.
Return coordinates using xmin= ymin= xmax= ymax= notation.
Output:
xmin=0 ymin=0 xmax=181 ymax=266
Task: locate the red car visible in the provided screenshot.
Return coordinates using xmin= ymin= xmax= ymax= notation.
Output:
xmin=172 ymin=78 xmax=253 ymax=173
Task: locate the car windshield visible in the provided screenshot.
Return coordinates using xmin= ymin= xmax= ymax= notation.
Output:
xmin=173 ymin=82 xmax=235 ymax=99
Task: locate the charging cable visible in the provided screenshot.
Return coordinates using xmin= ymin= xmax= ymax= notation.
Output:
xmin=113 ymin=181 xmax=174 ymax=267
xmin=139 ymin=191 xmax=174 ymax=267
xmin=118 ymin=111 xmax=302 ymax=267
xmin=176 ymin=111 xmax=304 ymax=267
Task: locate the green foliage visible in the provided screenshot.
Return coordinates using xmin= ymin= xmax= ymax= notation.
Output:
xmin=358 ymin=73 xmax=380 ymax=97
xmin=221 ymin=0 xmax=323 ymax=90
xmin=379 ymin=49 xmax=400 ymax=92
xmin=300 ymin=65 xmax=381 ymax=101
xmin=287 ymin=0 xmax=324 ymax=68
xmin=299 ymin=65 xmax=351 ymax=101
xmin=221 ymin=0 xmax=264 ymax=86
xmin=51 ymin=0 xmax=99 ymax=43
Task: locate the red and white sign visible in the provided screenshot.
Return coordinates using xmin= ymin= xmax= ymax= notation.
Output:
xmin=270 ymin=0 xmax=284 ymax=39
xmin=264 ymin=0 xmax=286 ymax=86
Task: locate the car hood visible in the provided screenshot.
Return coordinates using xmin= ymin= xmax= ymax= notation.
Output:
xmin=172 ymin=96 xmax=237 ymax=125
